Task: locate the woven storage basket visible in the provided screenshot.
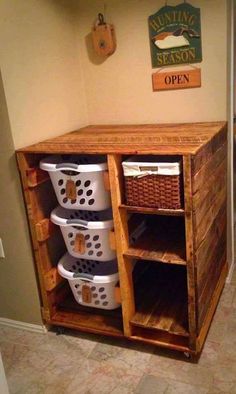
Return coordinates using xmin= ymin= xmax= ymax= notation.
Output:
xmin=122 ymin=156 xmax=183 ymax=209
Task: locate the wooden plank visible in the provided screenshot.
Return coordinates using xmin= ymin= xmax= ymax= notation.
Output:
xmin=103 ymin=171 xmax=111 ymax=191
xmin=192 ymin=124 xmax=227 ymax=174
xmin=198 ymin=249 xmax=226 ymax=328
xmin=196 ymin=207 xmax=226 ymax=293
xmin=108 ymin=154 xmax=135 ymax=336
xmin=193 ymin=184 xmax=227 ymax=249
xmin=197 ymin=262 xmax=228 ymax=352
xmin=114 ymin=285 xmax=121 ymax=304
xmin=125 ymin=226 xmax=186 ymax=265
xmin=193 ymin=143 xmax=227 ymax=194
xmin=127 ymin=214 xmax=186 ymax=265
xmin=131 ymin=263 xmax=189 ymax=337
xmin=109 ymin=230 xmax=116 ymax=251
xmin=131 ymin=327 xmax=190 ymax=353
xmin=44 ymin=268 xmax=65 ymax=292
xmin=35 ymin=219 xmax=54 ymax=242
xmin=192 ymin=132 xmax=227 ymax=333
xmin=26 ymin=167 xmax=49 ymax=187
xmin=52 ymin=294 xmax=123 ymax=337
xmin=120 ymin=205 xmax=185 ymax=216
xmin=183 ymin=155 xmax=197 ymax=351
xmin=152 ymin=68 xmax=201 ymax=91
xmin=193 ymin=159 xmax=226 ymax=213
xmin=17 ymin=122 xmax=227 ymax=156
xmin=16 ymin=152 xmax=55 ymax=319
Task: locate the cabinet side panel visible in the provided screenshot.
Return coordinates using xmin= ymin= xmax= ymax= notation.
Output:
xmin=193 ymin=139 xmax=227 ymax=333
xmin=183 ymin=156 xmax=197 ymax=351
xmin=16 ymin=152 xmax=65 ymax=321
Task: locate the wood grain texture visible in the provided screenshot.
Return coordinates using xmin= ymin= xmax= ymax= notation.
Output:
xmin=183 ymin=156 xmax=198 ymax=351
xmin=35 ymin=219 xmax=54 ymax=242
xmin=44 ymin=268 xmax=65 ymax=292
xmin=131 ymin=328 xmax=190 ymax=352
xmin=152 ymin=68 xmax=201 ymax=91
xmin=107 ymin=154 xmax=135 ymax=336
xmin=192 ymin=123 xmax=227 ymax=174
xmin=16 ymin=153 xmax=55 ymax=318
xmin=196 ymin=262 xmax=228 ymax=352
xmin=131 ymin=263 xmax=189 ymax=336
xmin=55 ymin=293 xmax=123 ymax=336
xmin=120 ymin=204 xmax=185 ymax=216
xmin=125 ymin=217 xmax=186 ymax=265
xmin=192 ymin=135 xmax=227 ymax=333
xmin=17 ymin=122 xmax=226 ymax=156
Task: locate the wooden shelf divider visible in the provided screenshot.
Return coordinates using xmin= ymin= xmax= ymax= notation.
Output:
xmin=125 ymin=221 xmax=186 ymax=265
xmin=120 ymin=204 xmax=185 ymax=217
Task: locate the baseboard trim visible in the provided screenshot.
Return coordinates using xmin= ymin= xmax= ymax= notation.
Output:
xmin=226 ymin=261 xmax=235 ymax=283
xmin=0 ymin=318 xmax=47 ymax=334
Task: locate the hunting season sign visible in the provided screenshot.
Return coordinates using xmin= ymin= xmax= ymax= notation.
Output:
xmin=149 ymin=2 xmax=202 ymax=68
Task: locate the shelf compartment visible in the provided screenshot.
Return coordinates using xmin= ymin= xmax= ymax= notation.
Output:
xmin=131 ymin=262 xmax=189 ymax=337
xmin=120 ymin=204 xmax=185 ymax=216
xmin=131 ymin=327 xmax=190 ymax=353
xmin=126 ymin=215 xmax=186 ymax=265
xmin=51 ymin=292 xmax=124 ymax=337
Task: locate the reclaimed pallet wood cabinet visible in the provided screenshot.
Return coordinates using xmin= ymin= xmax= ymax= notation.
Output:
xmin=16 ymin=121 xmax=227 ymax=359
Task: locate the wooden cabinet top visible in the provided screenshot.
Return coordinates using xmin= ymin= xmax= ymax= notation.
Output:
xmin=17 ymin=122 xmax=227 ymax=155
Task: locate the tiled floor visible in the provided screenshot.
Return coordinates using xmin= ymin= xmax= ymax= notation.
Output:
xmin=1 ymin=269 xmax=236 ymax=394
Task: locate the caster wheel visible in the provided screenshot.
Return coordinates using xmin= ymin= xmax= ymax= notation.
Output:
xmin=184 ymin=352 xmax=191 ymax=359
xmin=183 ymin=352 xmax=199 ymax=363
xmin=56 ymin=327 xmax=66 ymax=336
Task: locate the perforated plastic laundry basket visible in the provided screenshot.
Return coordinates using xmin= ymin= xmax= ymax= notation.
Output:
xmin=40 ymin=155 xmax=111 ymax=211
xmin=51 ymin=206 xmax=116 ymax=261
xmin=58 ymin=253 xmax=120 ymax=310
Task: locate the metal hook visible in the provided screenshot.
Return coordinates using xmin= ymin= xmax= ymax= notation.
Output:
xmin=98 ymin=13 xmax=105 ymax=25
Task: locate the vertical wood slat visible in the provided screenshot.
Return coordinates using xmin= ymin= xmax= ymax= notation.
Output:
xmin=183 ymin=155 xmax=197 ymax=351
xmin=108 ymin=154 xmax=135 ymax=336
xmin=16 ymin=152 xmax=55 ymax=320
xmin=192 ymin=139 xmax=227 ymax=331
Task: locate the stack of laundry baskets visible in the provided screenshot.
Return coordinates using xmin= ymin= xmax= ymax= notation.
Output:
xmin=40 ymin=155 xmax=120 ymax=310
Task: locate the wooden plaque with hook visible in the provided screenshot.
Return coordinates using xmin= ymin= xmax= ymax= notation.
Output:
xmin=92 ymin=13 xmax=116 ymax=57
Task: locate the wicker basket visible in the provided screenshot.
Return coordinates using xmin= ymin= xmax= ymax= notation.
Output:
xmin=122 ymin=156 xmax=183 ymax=209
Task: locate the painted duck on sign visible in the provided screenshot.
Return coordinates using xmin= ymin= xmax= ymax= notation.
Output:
xmin=152 ymin=27 xmax=200 ymax=50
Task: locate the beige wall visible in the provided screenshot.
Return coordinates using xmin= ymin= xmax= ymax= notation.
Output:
xmin=0 ymin=71 xmax=42 ymax=324
xmin=0 ymin=0 xmax=88 ymax=149
xmin=76 ymin=0 xmax=227 ymax=124
xmin=0 ymin=0 xmax=87 ymax=324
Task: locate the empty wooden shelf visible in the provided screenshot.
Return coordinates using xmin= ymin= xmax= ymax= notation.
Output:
xmin=16 ymin=121 xmax=227 ymax=359
xmin=126 ymin=215 xmax=186 ymax=265
xmin=131 ymin=263 xmax=188 ymax=336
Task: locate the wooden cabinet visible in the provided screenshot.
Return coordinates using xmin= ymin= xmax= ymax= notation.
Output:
xmin=16 ymin=121 xmax=227 ymax=359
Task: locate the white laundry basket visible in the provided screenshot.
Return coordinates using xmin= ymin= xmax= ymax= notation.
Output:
xmin=58 ymin=253 xmax=120 ymax=310
xmin=40 ymin=155 xmax=111 ymax=211
xmin=51 ymin=206 xmax=116 ymax=261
